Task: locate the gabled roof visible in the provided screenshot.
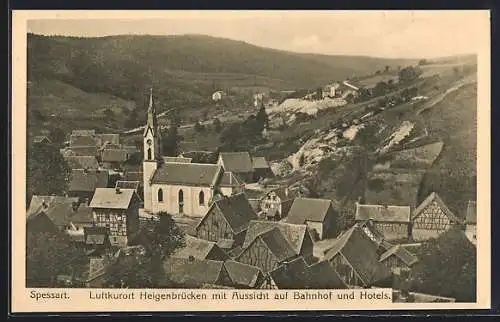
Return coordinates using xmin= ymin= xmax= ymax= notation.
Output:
xmin=84 ymin=226 xmax=108 ymax=245
xmin=171 ymin=235 xmax=222 ymax=260
xmin=219 ymin=171 xmax=244 ymax=187
xmin=256 ymin=228 xmax=297 ymax=262
xmin=33 ymin=135 xmax=52 ymax=144
xmin=285 ymin=198 xmax=333 ymax=224
xmin=27 ymin=195 xmax=80 ymax=227
xmin=412 ymin=192 xmax=461 ymax=222
xmin=219 ymin=152 xmax=254 ymax=173
xmin=99 ymin=134 xmax=120 ymax=145
xmin=69 ymin=203 xmax=93 ymax=224
xmin=70 ymin=146 xmax=98 ymax=156
xmin=200 ymin=193 xmax=257 ymax=234
xmin=69 ymin=169 xmax=109 ymax=193
xmin=324 ymin=224 xmax=392 ymax=286
xmin=379 ymin=244 xmax=419 ymax=267
xmin=224 ymin=260 xmax=263 ymax=288
xmin=466 ymin=200 xmax=477 ymax=224
xmin=151 ymin=163 xmax=221 ymax=186
xmin=101 ymin=149 xmax=128 ymax=163
xmin=122 ymin=145 xmax=140 ymax=154
xmin=64 ymin=156 xmax=100 ymax=170
xmin=164 ymin=156 xmax=192 ymax=163
xmin=123 ymin=171 xmax=143 ymax=182
xmin=243 ymin=220 xmax=309 ymax=254
xmin=115 ymin=181 xmax=140 ymax=190
xmin=252 ymin=156 xmax=270 ymax=169
xmin=89 ymin=188 xmax=138 ymax=209
xmin=355 ymin=203 xmax=411 ymax=223
xmin=162 ymin=257 xmax=226 ymax=287
xmin=71 ymin=135 xmax=99 ymax=147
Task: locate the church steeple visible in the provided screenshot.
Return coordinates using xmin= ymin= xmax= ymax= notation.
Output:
xmin=143 ymin=88 xmax=162 ymax=162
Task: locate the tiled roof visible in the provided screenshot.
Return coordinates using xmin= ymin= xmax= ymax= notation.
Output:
xmin=69 ymin=169 xmax=109 ymax=193
xmin=162 ymin=257 xmax=225 ymax=287
xmin=466 ymin=200 xmax=477 ymax=224
xmin=412 ymin=192 xmax=461 ymax=223
xmin=219 ymin=172 xmax=244 ymax=187
xmin=27 ymin=195 xmax=80 ymax=227
xmin=243 ymin=220 xmax=308 ymax=254
xmin=257 ymin=228 xmax=297 ymax=262
xmin=69 ymin=203 xmax=93 ymax=224
xmin=71 ymin=135 xmax=99 ymax=147
xmin=101 ymin=149 xmax=128 ymax=163
xmin=285 ymin=198 xmax=333 ymax=224
xmin=70 ymin=146 xmax=98 ymax=156
xmin=216 ymin=239 xmax=235 ymax=249
xmin=219 ymin=152 xmax=254 ymax=173
xmin=355 ymin=203 xmax=411 ymax=223
xmin=203 ymin=193 xmax=257 ymax=234
xmin=252 ymin=156 xmax=270 ymax=169
xmin=89 ymin=188 xmax=137 ymax=209
xmin=379 ymin=244 xmax=419 ymax=267
xmin=64 ymin=156 xmax=100 ymax=170
xmin=324 ymin=224 xmax=392 ymax=285
xmin=151 ymin=163 xmax=221 ymax=186
xmin=224 ymin=260 xmax=263 ymax=288
xmin=164 ymin=156 xmax=192 ymax=163
xmin=172 ymin=235 xmax=220 ymax=260
xmin=33 ymin=136 xmax=51 ymax=144
xmin=115 ymin=181 xmax=140 ymax=190
xmin=123 ymin=171 xmax=143 ymax=182
xmin=84 ymin=226 xmax=108 ymax=245
xmin=99 ymin=134 xmax=120 ymax=145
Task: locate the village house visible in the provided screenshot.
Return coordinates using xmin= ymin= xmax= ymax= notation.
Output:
xmin=161 ymin=257 xmax=232 ymax=288
xmin=69 ymin=146 xmax=99 ymax=157
xmin=355 ymin=202 xmax=411 ymax=241
xmin=252 ymin=156 xmax=273 ymax=181
xmin=32 ymin=135 xmax=52 ymax=145
xmin=195 ymin=193 xmax=257 ymax=248
xmin=258 ymin=186 xmax=298 ymax=221
xmin=224 ymin=260 xmax=265 ymax=289
xmin=410 ymin=192 xmax=462 ymax=241
xmin=171 ymin=235 xmax=229 ymax=261
xmin=217 ymin=152 xmax=255 ymax=183
xmin=241 ymin=220 xmax=314 ymax=264
xmin=65 ymin=203 xmax=94 ymax=244
xmin=212 ymin=90 xmax=225 ymax=102
xmin=235 ymin=227 xmax=298 ymax=273
xmin=465 ymin=200 xmax=477 ymax=245
xmin=285 ymin=197 xmax=339 ymax=240
xmin=64 ymin=156 xmax=100 ymax=171
xmin=115 ymin=180 xmax=140 ymax=192
xmin=89 ymin=187 xmax=142 ymax=247
xmin=68 ymin=169 xmax=109 ymax=203
xmin=27 ymin=195 xmax=81 ymax=232
xmin=101 ymin=149 xmax=129 ymax=170
xmin=379 ymin=244 xmax=419 ymax=273
xmin=261 ymin=257 xmax=347 ymax=290
xmin=357 ymin=219 xmax=395 ymax=256
xmin=84 ymin=226 xmax=111 ymax=255
xmin=324 ymin=223 xmax=392 ymax=288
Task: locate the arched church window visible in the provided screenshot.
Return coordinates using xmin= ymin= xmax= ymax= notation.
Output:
xmin=199 ymin=191 xmax=205 ymax=205
xmin=178 ymin=189 xmax=184 ymax=204
xmin=147 ymin=148 xmax=152 ymax=160
xmin=158 ymin=188 xmax=163 ymax=202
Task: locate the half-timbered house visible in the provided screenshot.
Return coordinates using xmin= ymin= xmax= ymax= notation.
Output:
xmin=324 ymin=223 xmax=392 ymax=288
xmin=195 ymin=193 xmax=257 ymax=247
xmin=355 ymin=203 xmax=411 ymax=241
xmin=410 ymin=192 xmax=462 ymax=241
xmin=379 ymin=244 xmax=419 ymax=272
xmin=259 ymin=187 xmax=299 ymax=221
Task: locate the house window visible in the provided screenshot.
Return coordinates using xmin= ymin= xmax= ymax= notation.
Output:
xmin=158 ymin=188 xmax=164 ymax=202
xmin=199 ymin=191 xmax=205 ymax=205
xmin=147 ymin=148 xmax=152 ymax=160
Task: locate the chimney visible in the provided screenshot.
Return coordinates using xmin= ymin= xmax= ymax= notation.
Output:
xmin=116 ymin=187 xmax=121 ymax=194
xmin=188 ymin=255 xmax=195 ymax=262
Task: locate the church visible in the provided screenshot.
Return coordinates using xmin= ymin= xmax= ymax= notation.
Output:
xmin=141 ymin=89 xmax=240 ymax=218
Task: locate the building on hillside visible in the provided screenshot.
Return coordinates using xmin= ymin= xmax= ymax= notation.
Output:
xmin=218 ymin=171 xmax=245 ymax=196
xmin=161 ymin=257 xmax=232 ymax=288
xmin=285 ymin=197 xmax=339 ymax=240
xmin=261 ymin=257 xmax=347 ymax=290
xmin=324 ymin=223 xmax=392 ymax=288
xmin=64 ymin=156 xmax=100 ymax=171
xmin=89 ymin=187 xmax=141 ymax=247
xmin=217 ymin=152 xmax=255 ymax=183
xmin=235 ymin=227 xmax=298 ymax=273
xmin=253 ymin=93 xmax=265 ymax=107
xmin=355 ymin=203 xmax=411 ymax=241
xmin=195 ymin=193 xmax=257 ymax=247
xmin=99 ymin=133 xmax=120 ymax=146
xmin=68 ymin=169 xmax=109 ymax=203
xmin=252 ymin=156 xmax=273 ymax=181
xmin=410 ymin=192 xmax=463 ymax=241
xmin=465 ymin=200 xmax=477 ymax=245
xmin=224 ymin=260 xmax=265 ymax=289
xmin=259 ymin=187 xmax=299 ymax=221
xmin=70 ymin=146 xmax=99 ymax=157
xmin=70 ymin=134 xmax=99 ymax=147
xmin=140 ymin=89 xmax=237 ymax=218
xmin=212 ymin=91 xmax=225 ymax=102
xmin=242 ymin=220 xmax=314 ymax=263
xmin=101 ymin=149 xmax=129 ymax=170
xmin=171 ymin=235 xmax=229 ymax=261
xmin=379 ymin=244 xmax=419 ymax=272
xmin=32 ymin=135 xmax=52 ymax=145
xmin=65 ymin=203 xmax=94 ymax=241
xmin=27 ymin=195 xmax=80 ymax=232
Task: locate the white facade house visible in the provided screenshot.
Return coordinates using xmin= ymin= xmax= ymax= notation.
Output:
xmin=212 ymin=91 xmax=225 ymax=102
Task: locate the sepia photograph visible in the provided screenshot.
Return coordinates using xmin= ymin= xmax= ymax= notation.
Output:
xmin=11 ymin=10 xmax=491 ymax=312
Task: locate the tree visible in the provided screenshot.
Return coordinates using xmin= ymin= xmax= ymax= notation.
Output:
xmin=373 ymin=81 xmax=389 ymax=97
xmin=418 ymin=59 xmax=428 ymax=66
xmin=398 ymin=66 xmax=423 ymax=84
xmin=384 ymin=65 xmax=390 ymax=73
xmin=27 ymin=142 xmax=71 ymax=206
xmin=256 ymin=102 xmax=269 ymax=132
xmin=103 ymin=253 xmax=155 ymax=288
xmin=161 ymin=124 xmax=181 ymax=157
xmin=411 ymin=228 xmax=476 ymax=302
xmin=49 ymin=127 xmax=66 ymax=145
xmin=213 ymin=118 xmax=222 ymax=133
xmin=26 ymin=231 xmax=87 ymax=287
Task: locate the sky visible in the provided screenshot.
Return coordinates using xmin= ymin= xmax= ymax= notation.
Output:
xmin=26 ymin=10 xmax=489 ymax=59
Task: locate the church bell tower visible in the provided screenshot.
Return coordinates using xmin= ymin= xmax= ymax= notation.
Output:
xmin=143 ymin=88 xmax=162 ymax=212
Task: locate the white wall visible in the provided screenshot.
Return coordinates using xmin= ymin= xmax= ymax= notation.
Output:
xmin=151 ymin=184 xmax=212 ymax=218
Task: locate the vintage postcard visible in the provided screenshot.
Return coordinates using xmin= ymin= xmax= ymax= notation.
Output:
xmin=11 ymin=10 xmax=491 ymax=313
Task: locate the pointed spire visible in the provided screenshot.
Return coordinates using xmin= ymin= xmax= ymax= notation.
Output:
xmin=148 ymin=88 xmax=154 ymax=112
